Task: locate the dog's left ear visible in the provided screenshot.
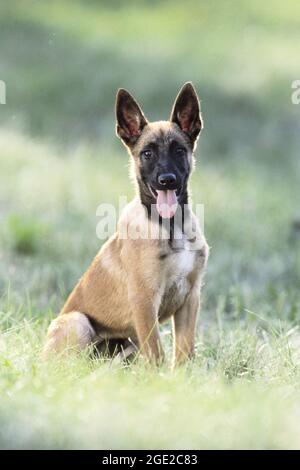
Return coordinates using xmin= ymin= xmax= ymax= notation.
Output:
xmin=115 ymin=89 xmax=148 ymax=147
xmin=170 ymin=82 xmax=203 ymax=146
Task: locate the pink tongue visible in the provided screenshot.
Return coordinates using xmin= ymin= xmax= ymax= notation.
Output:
xmin=156 ymin=190 xmax=178 ymax=219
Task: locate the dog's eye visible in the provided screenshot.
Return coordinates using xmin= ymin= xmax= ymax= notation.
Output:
xmin=176 ymin=147 xmax=186 ymax=156
xmin=141 ymin=150 xmax=152 ymax=159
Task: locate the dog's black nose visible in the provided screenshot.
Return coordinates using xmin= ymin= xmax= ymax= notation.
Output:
xmin=158 ymin=173 xmax=177 ymax=186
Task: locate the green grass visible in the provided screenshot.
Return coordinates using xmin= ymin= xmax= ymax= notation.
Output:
xmin=0 ymin=0 xmax=300 ymax=449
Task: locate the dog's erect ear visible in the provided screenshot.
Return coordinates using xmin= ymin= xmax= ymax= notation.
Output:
xmin=115 ymin=89 xmax=148 ymax=147
xmin=170 ymin=82 xmax=203 ymax=146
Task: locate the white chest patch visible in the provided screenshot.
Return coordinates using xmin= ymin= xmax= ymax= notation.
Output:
xmin=176 ymin=249 xmax=195 ymax=274
xmin=165 ymin=249 xmax=195 ymax=287
xmin=157 ymin=248 xmax=196 ymax=321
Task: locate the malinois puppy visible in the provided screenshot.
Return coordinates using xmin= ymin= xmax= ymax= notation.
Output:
xmin=44 ymin=82 xmax=209 ymax=366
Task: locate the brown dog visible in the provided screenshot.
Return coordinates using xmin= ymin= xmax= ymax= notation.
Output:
xmin=44 ymin=82 xmax=209 ymax=366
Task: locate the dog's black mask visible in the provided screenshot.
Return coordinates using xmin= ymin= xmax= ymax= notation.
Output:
xmin=138 ymin=136 xmax=191 ymax=214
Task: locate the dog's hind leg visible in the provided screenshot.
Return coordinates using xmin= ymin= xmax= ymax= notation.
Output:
xmin=43 ymin=311 xmax=96 ymax=357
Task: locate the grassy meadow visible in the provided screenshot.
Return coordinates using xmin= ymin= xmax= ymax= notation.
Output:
xmin=0 ymin=0 xmax=300 ymax=449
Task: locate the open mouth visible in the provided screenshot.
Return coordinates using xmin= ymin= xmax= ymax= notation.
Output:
xmin=149 ymin=185 xmax=180 ymax=219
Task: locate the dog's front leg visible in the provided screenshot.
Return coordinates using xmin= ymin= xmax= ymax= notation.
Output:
xmin=131 ymin=295 xmax=164 ymax=365
xmin=172 ymin=285 xmax=200 ymax=367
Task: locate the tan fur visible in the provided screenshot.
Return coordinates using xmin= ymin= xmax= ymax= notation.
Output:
xmin=44 ymin=88 xmax=209 ymax=366
xmin=44 ymin=195 xmax=208 ymax=365
xmin=43 ymin=311 xmax=96 ymax=356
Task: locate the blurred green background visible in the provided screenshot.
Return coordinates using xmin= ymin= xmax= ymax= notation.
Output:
xmin=0 ymin=0 xmax=300 ymax=450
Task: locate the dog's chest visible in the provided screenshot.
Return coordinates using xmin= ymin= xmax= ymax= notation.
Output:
xmin=165 ymin=248 xmax=195 ymax=282
xmin=158 ymin=247 xmax=196 ymax=322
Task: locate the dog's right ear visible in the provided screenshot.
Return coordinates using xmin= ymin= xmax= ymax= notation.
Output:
xmin=115 ymin=89 xmax=148 ymax=147
xmin=170 ymin=82 xmax=203 ymax=147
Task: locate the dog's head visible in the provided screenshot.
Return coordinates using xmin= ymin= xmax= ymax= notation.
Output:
xmin=115 ymin=82 xmax=203 ymax=219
